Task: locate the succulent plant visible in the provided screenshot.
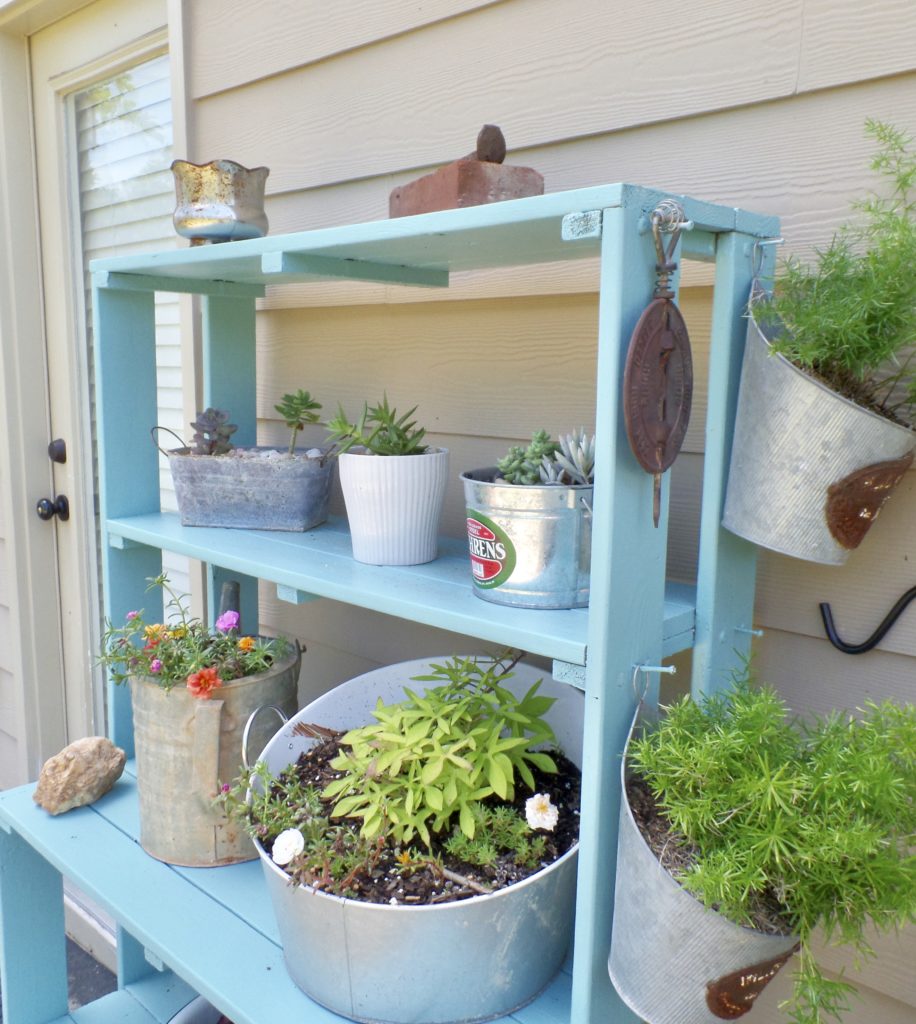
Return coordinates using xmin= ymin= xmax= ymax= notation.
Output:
xmin=326 ymin=395 xmax=429 ymax=456
xmin=274 ymin=389 xmax=323 ymax=455
xmin=497 ymin=429 xmax=595 ymax=486
xmin=190 ymin=408 xmax=237 ymax=455
xmin=541 ymin=428 xmax=595 ymax=486
xmin=496 ymin=430 xmax=559 ymax=484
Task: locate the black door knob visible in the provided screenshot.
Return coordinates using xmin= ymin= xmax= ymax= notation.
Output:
xmin=36 ymin=495 xmax=70 ymax=521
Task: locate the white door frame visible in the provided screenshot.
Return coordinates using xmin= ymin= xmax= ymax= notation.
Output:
xmin=0 ymin=0 xmax=190 ymax=784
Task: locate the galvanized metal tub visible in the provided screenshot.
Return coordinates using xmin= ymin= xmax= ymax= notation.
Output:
xmin=722 ymin=314 xmax=915 ymax=565
xmin=256 ymin=657 xmax=583 ymax=1024
xmin=130 ymin=644 xmax=300 ymax=866
xmin=338 ymin=448 xmax=449 ymax=565
xmin=168 ymin=447 xmax=335 ymax=531
xmin=461 ymin=469 xmax=592 ymax=609
xmin=608 ymin=708 xmax=798 ymax=1024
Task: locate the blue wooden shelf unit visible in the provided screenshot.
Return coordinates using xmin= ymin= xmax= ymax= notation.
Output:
xmin=0 ymin=184 xmax=777 ymax=1024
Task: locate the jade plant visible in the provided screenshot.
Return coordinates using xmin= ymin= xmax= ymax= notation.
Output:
xmin=629 ymin=676 xmax=916 ymax=1024
xmin=497 ymin=428 xmax=595 ymax=485
xmin=757 ymin=119 xmax=916 ymax=423
xmin=274 ymin=389 xmax=323 ymax=455
xmin=326 ymin=394 xmax=429 ymax=455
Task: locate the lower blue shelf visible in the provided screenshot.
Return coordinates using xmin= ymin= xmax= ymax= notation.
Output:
xmin=0 ymin=769 xmax=573 ymax=1024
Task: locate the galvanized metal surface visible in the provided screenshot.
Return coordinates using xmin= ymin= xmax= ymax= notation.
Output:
xmin=722 ymin=314 xmax=916 ymax=565
xmin=256 ymin=658 xmax=583 ymax=1024
xmin=130 ymin=645 xmax=300 ymax=866
xmin=339 ymin=448 xmax=449 ymax=565
xmin=171 ymin=159 xmax=269 ymax=245
xmin=168 ymin=446 xmax=335 ymax=531
xmin=608 ymin=709 xmax=798 ymax=1024
xmin=461 ymin=469 xmax=592 ymax=609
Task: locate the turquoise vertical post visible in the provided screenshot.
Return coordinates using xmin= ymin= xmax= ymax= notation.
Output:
xmin=690 ymin=232 xmax=774 ymax=698
xmin=93 ymin=278 xmax=164 ymax=757
xmin=0 ymin=827 xmax=69 ymax=1024
xmin=570 ymin=188 xmax=671 ymax=1024
xmin=201 ymin=295 xmax=260 ymax=626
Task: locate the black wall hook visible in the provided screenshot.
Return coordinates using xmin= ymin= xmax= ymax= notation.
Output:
xmin=820 ymin=585 xmax=916 ymax=655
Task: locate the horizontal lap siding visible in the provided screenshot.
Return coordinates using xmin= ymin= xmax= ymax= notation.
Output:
xmin=184 ymin=2 xmax=916 ymax=1017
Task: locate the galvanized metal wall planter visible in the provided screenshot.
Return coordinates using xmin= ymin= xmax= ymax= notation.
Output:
xmin=608 ymin=707 xmax=798 ymax=1024
xmin=338 ymin=448 xmax=449 ymax=565
xmin=461 ymin=468 xmax=592 ymax=608
xmin=255 ymin=658 xmax=583 ymax=1024
xmin=723 ymin=313 xmax=915 ymax=564
xmin=130 ymin=645 xmax=300 ymax=866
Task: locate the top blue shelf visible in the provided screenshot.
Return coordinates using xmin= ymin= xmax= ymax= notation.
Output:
xmin=90 ymin=184 xmax=779 ymax=291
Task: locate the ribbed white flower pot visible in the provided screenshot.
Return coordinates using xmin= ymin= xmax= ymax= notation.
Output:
xmin=338 ymin=448 xmax=449 ymax=565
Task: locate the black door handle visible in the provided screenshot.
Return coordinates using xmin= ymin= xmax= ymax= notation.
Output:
xmin=36 ymin=495 xmax=70 ymax=521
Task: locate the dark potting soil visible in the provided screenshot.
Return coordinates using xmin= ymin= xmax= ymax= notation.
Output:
xmin=264 ymin=734 xmax=581 ymax=906
xmin=626 ymin=774 xmax=794 ymax=936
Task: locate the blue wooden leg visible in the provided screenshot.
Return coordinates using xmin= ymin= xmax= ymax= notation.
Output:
xmin=0 ymin=827 xmax=68 ymax=1024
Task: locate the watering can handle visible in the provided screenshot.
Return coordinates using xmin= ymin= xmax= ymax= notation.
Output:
xmin=242 ymin=704 xmax=289 ymax=770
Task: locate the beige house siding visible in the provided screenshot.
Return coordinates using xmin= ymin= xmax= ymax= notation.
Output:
xmin=172 ymin=0 xmax=916 ymax=1017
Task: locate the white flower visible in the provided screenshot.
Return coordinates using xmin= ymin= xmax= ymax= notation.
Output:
xmin=525 ymin=793 xmax=559 ymax=832
xmin=271 ymin=828 xmax=305 ymax=866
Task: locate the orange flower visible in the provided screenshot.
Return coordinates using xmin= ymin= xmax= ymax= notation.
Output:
xmin=238 ymin=636 xmax=256 ymax=653
xmin=186 ymin=666 xmax=223 ymax=699
xmin=144 ymin=624 xmax=167 ymax=642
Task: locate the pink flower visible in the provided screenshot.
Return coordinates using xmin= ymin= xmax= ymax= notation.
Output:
xmin=187 ymin=667 xmax=222 ymax=699
xmin=126 ymin=610 xmax=139 ymax=620
xmin=150 ymin=659 xmax=163 ymax=674
xmin=215 ymin=610 xmax=240 ymax=633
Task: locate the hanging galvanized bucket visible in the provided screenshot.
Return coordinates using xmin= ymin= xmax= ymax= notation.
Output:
xmin=722 ymin=314 xmax=915 ymax=565
xmin=130 ymin=644 xmax=300 ymax=866
xmin=461 ymin=469 xmax=592 ymax=609
xmin=254 ymin=658 xmax=583 ymax=1024
xmin=608 ymin=706 xmax=798 ymax=1024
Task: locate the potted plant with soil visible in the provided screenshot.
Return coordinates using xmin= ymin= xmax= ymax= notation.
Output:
xmin=724 ymin=120 xmax=916 ymax=564
xmin=609 ymin=675 xmax=916 ymax=1024
xmin=461 ymin=428 xmax=595 ymax=608
xmin=99 ymin=573 xmax=300 ymax=866
xmin=326 ymin=395 xmax=449 ymax=565
xmin=160 ymin=389 xmax=336 ymax=531
xmin=223 ymin=652 xmax=584 ymax=1024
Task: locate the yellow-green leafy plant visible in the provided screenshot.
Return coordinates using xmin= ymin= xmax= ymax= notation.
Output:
xmin=274 ymin=389 xmax=323 ymax=455
xmin=321 ymin=653 xmax=558 ymax=846
xmin=630 ymin=676 xmax=916 ymax=1024
xmin=325 ymin=394 xmax=429 ymax=455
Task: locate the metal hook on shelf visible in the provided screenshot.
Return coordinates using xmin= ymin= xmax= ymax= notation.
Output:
xmin=751 ymin=236 xmax=784 ymax=278
xmin=631 ymin=662 xmax=677 ymax=702
xmin=819 ymin=585 xmax=916 ymax=655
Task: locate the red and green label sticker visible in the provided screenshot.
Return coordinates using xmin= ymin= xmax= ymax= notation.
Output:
xmin=466 ymin=510 xmax=516 ymax=589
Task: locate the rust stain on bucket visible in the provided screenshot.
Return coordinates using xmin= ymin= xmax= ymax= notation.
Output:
xmin=825 ymin=452 xmax=913 ymax=549
xmin=705 ymin=946 xmax=797 ymax=1019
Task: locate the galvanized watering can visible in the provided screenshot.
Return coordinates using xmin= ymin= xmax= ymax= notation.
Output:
xmin=130 ymin=644 xmax=300 ymax=866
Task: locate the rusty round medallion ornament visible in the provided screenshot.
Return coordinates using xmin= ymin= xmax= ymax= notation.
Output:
xmin=623 ymin=297 xmax=694 ymax=523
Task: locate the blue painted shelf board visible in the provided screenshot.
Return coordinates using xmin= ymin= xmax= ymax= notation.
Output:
xmin=90 ymin=184 xmax=778 ymax=288
xmin=0 ymin=778 xmax=569 ymax=1024
xmin=106 ymin=512 xmax=697 ymax=665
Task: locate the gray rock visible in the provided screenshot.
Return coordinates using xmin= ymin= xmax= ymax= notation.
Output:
xmin=33 ymin=737 xmax=126 ymax=815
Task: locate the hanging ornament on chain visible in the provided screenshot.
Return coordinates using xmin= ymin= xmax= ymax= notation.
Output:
xmin=623 ymin=199 xmax=694 ymax=527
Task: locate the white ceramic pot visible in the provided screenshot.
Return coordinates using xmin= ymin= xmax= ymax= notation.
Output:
xmin=338 ymin=448 xmax=449 ymax=565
